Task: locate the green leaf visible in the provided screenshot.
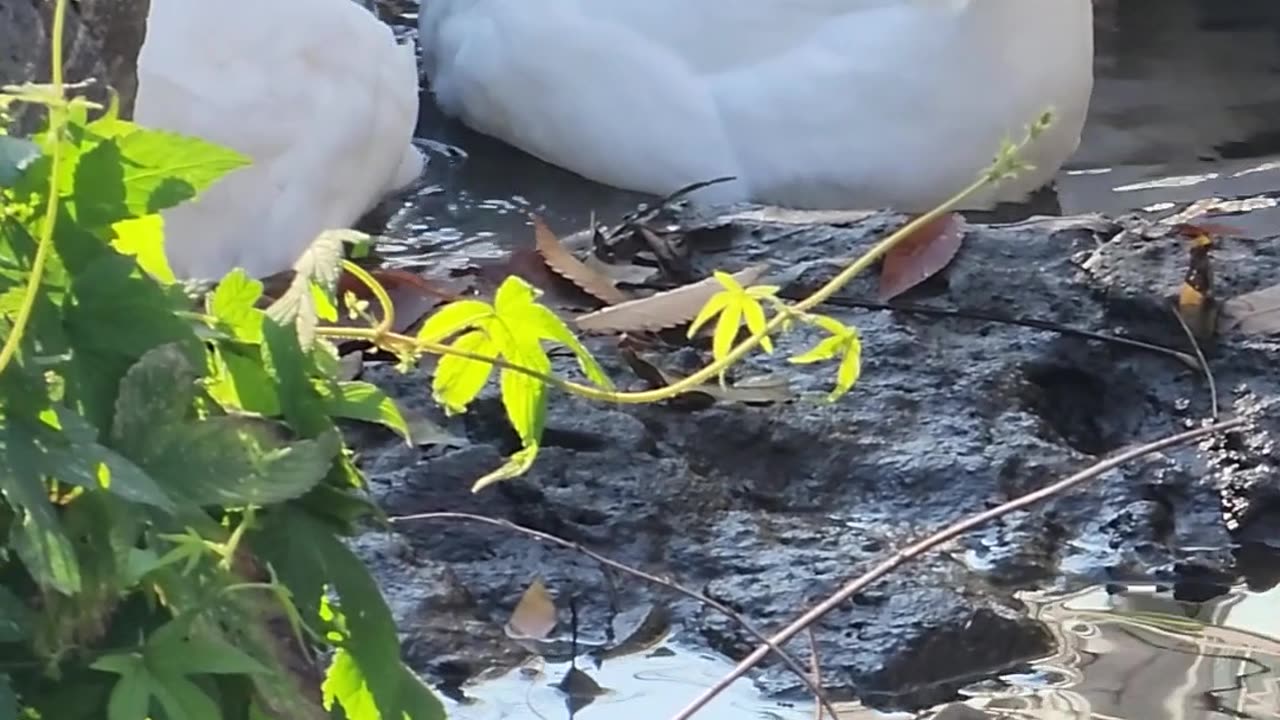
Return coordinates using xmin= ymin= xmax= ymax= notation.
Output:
xmin=265 ymin=229 xmax=349 ymax=348
xmin=416 ymin=299 xmax=494 ymax=343
xmin=209 ymin=268 xmax=266 ymax=344
xmin=473 ymin=444 xmax=541 ymax=491
xmin=519 ymin=304 xmax=613 ymax=389
xmin=322 ymin=647 xmax=379 ymax=719
xmin=250 ymin=510 xmax=446 ymax=720
xmin=261 ymin=318 xmax=333 ymax=437
xmin=0 ymin=419 xmax=81 ymax=593
xmin=148 ymin=671 xmax=220 ymax=720
xmin=110 ymin=213 xmax=174 ymax=283
xmin=148 ymin=630 xmax=271 ymax=676
xmin=111 ymin=344 xmax=198 ymax=458
xmin=432 ymin=330 xmax=496 ymax=415
xmin=64 ymin=253 xmax=194 ymax=357
xmin=741 ymin=297 xmax=773 ymax=354
xmin=141 ymin=420 xmax=341 ymax=506
xmin=98 ymin=655 xmax=153 ymax=720
xmin=0 ymin=586 xmax=32 ymax=642
xmin=100 ymin=124 xmax=248 ymax=216
xmin=317 ymin=380 xmax=410 ymax=442
xmin=207 ymin=347 xmax=281 ymax=416
xmin=497 ymin=332 xmax=550 ymax=447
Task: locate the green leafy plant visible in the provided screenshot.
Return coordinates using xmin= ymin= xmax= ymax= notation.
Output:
xmin=0 ymin=2 xmax=446 ymax=716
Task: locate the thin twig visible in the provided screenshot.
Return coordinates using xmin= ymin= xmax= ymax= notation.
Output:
xmin=1169 ymin=303 xmax=1219 ymax=419
xmin=668 ymin=417 xmax=1247 ymax=720
xmin=387 ymin=511 xmax=841 ymax=720
xmin=807 ymin=295 xmax=1199 ymax=369
xmin=807 ymin=627 xmax=824 ymax=720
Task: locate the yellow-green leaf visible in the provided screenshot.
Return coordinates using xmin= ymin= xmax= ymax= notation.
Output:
xmin=687 ymin=292 xmax=731 ymax=339
xmin=789 ymin=335 xmax=845 ymax=365
xmin=713 ymin=270 xmax=745 ymax=294
xmin=519 ymin=304 xmax=613 ymax=389
xmin=712 ymin=303 xmax=742 ymax=362
xmin=111 ymin=213 xmax=174 ymax=283
xmin=473 ymin=444 xmax=540 ymax=492
xmin=831 ymin=332 xmax=863 ymax=402
xmin=417 ymin=299 xmax=494 ymax=344
xmin=741 ymin=297 xmax=773 ymax=354
xmin=432 ymin=331 xmax=495 ymax=414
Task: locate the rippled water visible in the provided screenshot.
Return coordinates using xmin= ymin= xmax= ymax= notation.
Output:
xmin=383 ymin=0 xmax=1280 ymax=260
xmin=442 ymin=582 xmax=1280 ymax=720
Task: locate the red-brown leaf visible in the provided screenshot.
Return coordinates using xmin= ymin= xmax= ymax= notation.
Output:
xmin=878 ymin=213 xmax=965 ymax=302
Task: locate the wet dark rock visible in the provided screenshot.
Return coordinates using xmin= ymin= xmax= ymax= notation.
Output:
xmin=352 ymin=207 xmax=1280 ymax=709
xmin=0 ymin=0 xmax=151 ymax=133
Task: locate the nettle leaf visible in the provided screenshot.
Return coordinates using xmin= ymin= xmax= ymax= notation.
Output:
xmin=316 ymin=380 xmax=411 ymax=442
xmin=209 ymin=268 xmax=266 ymax=344
xmin=261 ymin=318 xmax=335 ymax=438
xmin=207 ymin=346 xmax=281 ymax=416
xmin=140 ymin=419 xmax=341 ymax=507
xmin=112 ymin=344 xmax=198 ymax=459
xmin=266 ymin=229 xmax=349 ymax=348
xmin=64 ymin=253 xmax=194 ymax=357
xmin=0 ymin=418 xmax=80 ymax=592
xmin=110 ymin=213 xmax=174 ymax=284
xmin=79 ymin=122 xmax=249 ymax=221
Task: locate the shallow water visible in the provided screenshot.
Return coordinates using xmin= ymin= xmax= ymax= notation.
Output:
xmin=384 ymin=0 xmax=1280 ymax=261
xmin=443 ymin=582 xmax=1280 ymax=720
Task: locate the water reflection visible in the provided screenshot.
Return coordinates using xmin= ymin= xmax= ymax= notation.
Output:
xmin=443 ymin=583 xmax=1280 ymax=720
xmin=960 ymin=583 xmax=1280 ymax=720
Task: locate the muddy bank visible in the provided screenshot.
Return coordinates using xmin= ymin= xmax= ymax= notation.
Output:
xmin=349 ymin=207 xmax=1280 ymax=710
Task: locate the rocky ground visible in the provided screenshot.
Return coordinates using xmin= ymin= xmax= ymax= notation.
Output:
xmin=348 ymin=205 xmax=1280 ymax=710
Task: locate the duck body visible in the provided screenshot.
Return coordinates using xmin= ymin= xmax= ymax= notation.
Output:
xmin=135 ymin=0 xmax=424 ymax=280
xmin=420 ymin=0 xmax=1094 ymax=211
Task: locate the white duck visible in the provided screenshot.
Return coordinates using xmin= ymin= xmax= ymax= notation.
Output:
xmin=419 ymin=0 xmax=1095 ymax=212
xmin=135 ymin=0 xmax=424 ymax=280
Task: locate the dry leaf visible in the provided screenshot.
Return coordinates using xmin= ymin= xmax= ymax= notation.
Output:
xmin=403 ymin=410 xmax=468 ymax=448
xmin=878 ymin=212 xmax=965 ymax=301
xmin=1221 ymin=283 xmax=1280 ymax=335
xmin=533 ymin=215 xmax=630 ymax=305
xmin=337 ymin=352 xmax=364 ymax=381
xmin=582 ymin=254 xmax=657 ymax=286
xmin=1175 ymin=231 xmax=1218 ymax=344
xmin=575 ymin=264 xmax=768 ymax=334
xmin=505 ymin=577 xmax=558 ymax=641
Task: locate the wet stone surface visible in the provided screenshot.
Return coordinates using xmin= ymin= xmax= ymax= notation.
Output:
xmin=348 ymin=207 xmax=1280 ymax=709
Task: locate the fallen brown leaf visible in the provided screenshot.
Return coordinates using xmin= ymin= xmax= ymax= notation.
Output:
xmin=1221 ymin=283 xmax=1280 ymax=335
xmin=878 ymin=212 xmax=965 ymax=301
xmin=505 ymin=577 xmax=558 ymax=641
xmin=575 ymin=264 xmax=768 ymax=334
xmin=533 ymin=215 xmax=630 ymax=305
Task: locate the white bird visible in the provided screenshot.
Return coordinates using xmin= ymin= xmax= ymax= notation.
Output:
xmin=135 ymin=0 xmax=424 ymax=280
xmin=419 ymin=0 xmax=1095 ymax=212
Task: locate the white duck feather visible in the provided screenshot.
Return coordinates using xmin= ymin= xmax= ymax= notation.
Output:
xmin=420 ymin=0 xmax=1094 ymax=211
xmin=135 ymin=0 xmax=424 ymax=280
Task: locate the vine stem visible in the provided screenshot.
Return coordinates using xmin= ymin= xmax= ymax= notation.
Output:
xmin=319 ymin=172 xmax=992 ymax=405
xmin=0 ymin=0 xmax=68 ymax=375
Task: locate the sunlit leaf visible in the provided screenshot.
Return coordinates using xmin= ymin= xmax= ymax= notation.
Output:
xmin=416 ymin=299 xmax=494 ymax=343
xmin=473 ymin=444 xmax=541 ymax=492
xmin=209 ymin=269 xmax=266 ymax=343
xmin=266 ymin=229 xmax=348 ymax=348
xmin=110 ymin=213 xmax=174 ymax=283
xmin=432 ymin=330 xmax=496 ymax=415
xmin=316 ymin=380 xmax=411 ymax=443
xmin=518 ymin=303 xmax=613 ymax=389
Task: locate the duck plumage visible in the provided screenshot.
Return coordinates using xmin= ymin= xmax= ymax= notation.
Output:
xmin=136 ymin=0 xmax=423 ymax=280
xmin=420 ymin=0 xmax=1094 ymax=211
